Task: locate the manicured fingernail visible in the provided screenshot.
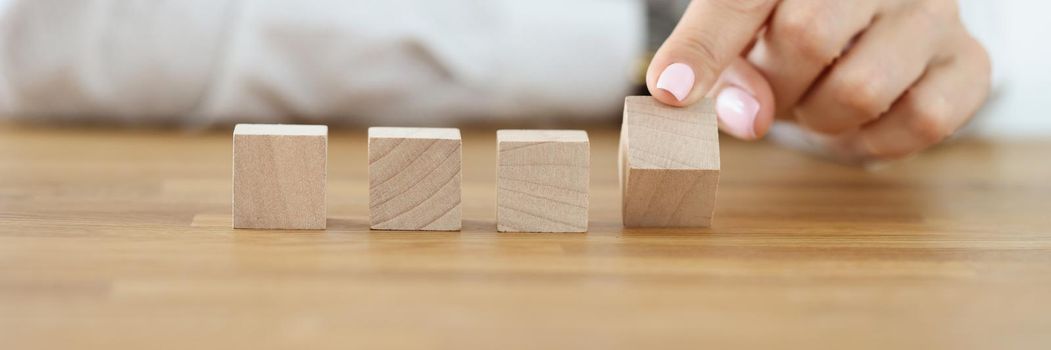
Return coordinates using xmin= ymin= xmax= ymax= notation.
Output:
xmin=655 ymin=63 xmax=695 ymax=102
xmin=716 ymin=86 xmax=760 ymax=139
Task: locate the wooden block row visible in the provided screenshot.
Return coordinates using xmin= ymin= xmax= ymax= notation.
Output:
xmin=231 ymin=96 xmax=719 ymax=231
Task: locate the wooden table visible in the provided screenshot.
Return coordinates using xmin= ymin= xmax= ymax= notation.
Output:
xmin=1 ymin=124 xmax=1049 ymax=349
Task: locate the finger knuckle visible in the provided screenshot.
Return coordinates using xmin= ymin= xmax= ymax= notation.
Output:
xmin=905 ymin=94 xmax=953 ymax=144
xmin=905 ymin=0 xmax=958 ymax=40
xmin=834 ymin=71 xmax=887 ymax=120
xmin=671 ymin=34 xmax=724 ymax=77
xmin=776 ymin=7 xmax=839 ymax=64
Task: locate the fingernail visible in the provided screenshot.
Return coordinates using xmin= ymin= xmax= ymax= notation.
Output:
xmin=716 ymin=86 xmax=760 ymax=139
xmin=655 ymin=63 xmax=695 ymax=102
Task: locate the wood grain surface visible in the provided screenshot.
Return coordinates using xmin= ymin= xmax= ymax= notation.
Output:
xmin=368 ymin=127 xmax=461 ymax=231
xmin=621 ymin=96 xmax=720 ymax=227
xmin=1 ymin=123 xmax=1050 ymax=350
xmin=497 ymin=129 xmax=589 ymax=233
xmin=233 ymin=124 xmax=327 ymax=229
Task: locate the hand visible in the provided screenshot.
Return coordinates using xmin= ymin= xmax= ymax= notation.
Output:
xmin=646 ymin=0 xmax=991 ymax=160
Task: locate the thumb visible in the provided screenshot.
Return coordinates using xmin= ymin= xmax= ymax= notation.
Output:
xmin=708 ymin=58 xmax=775 ymax=140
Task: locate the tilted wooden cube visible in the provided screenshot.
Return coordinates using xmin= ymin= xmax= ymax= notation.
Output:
xmin=619 ymin=96 xmax=720 ymax=227
xmin=233 ymin=124 xmax=328 ymax=229
xmin=368 ymin=127 xmax=462 ymax=231
xmin=497 ymin=130 xmax=589 ymax=232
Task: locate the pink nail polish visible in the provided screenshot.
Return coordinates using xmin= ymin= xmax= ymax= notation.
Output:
xmin=655 ymin=63 xmax=695 ymax=102
xmin=716 ymin=86 xmax=760 ymax=139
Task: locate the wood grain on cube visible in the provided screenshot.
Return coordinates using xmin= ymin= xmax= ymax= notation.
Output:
xmin=369 ymin=127 xmax=462 ymax=231
xmin=233 ymin=124 xmax=327 ymax=229
xmin=619 ymin=96 xmax=720 ymax=227
xmin=497 ymin=130 xmax=589 ymax=232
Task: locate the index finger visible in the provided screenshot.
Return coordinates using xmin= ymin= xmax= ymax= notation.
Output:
xmin=647 ymin=0 xmax=779 ymax=106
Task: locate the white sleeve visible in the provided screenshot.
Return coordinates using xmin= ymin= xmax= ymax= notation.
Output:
xmin=0 ymin=0 xmax=645 ymax=126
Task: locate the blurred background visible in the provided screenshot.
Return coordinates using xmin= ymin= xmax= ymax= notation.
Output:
xmin=0 ymin=0 xmax=1047 ymax=136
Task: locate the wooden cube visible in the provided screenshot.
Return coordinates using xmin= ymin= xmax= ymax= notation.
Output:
xmin=497 ymin=130 xmax=589 ymax=232
xmin=619 ymin=96 xmax=720 ymax=227
xmin=233 ymin=124 xmax=327 ymax=229
xmin=368 ymin=127 xmax=462 ymax=231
